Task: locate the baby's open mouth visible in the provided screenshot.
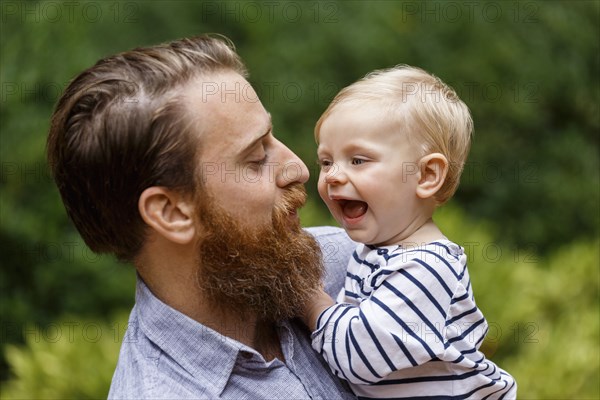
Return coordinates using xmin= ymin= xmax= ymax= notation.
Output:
xmin=338 ymin=199 xmax=368 ymax=219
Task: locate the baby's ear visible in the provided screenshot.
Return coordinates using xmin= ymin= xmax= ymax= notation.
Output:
xmin=416 ymin=153 xmax=449 ymax=199
xmin=138 ymin=187 xmax=195 ymax=244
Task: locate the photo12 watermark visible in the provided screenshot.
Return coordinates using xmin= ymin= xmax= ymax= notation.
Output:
xmin=199 ymin=161 xmax=306 ymax=184
xmin=14 ymin=241 xmax=105 ymax=264
xmin=1 ymin=162 xmax=54 ymax=184
xmin=199 ymin=1 xmax=339 ymax=24
xmin=399 ymin=1 xmax=540 ymax=24
xmin=316 ymin=160 xmax=539 ymax=186
xmin=1 ymin=80 xmax=141 ymax=105
xmin=1 ymin=320 xmax=137 ymax=344
xmin=1 ymin=1 xmax=139 ymax=24
xmin=321 ymin=320 xmax=541 ymax=346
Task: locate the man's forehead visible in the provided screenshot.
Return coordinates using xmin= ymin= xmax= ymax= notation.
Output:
xmin=186 ymin=71 xmax=259 ymax=105
xmin=183 ymin=72 xmax=271 ymax=156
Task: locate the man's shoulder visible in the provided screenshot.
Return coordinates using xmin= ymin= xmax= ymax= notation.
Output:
xmin=306 ymin=225 xmax=356 ymax=254
xmin=108 ymin=309 xmax=211 ymax=399
xmin=305 ymin=225 xmax=348 ymax=238
xmin=305 ymin=226 xmax=357 ymax=298
xmin=305 ymin=226 xmax=356 ymax=252
xmin=108 ymin=339 xmax=209 ymax=399
xmin=109 ymin=368 xmax=206 ymax=399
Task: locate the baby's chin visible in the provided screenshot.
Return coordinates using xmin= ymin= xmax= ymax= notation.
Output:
xmin=345 ymin=230 xmax=378 ymax=247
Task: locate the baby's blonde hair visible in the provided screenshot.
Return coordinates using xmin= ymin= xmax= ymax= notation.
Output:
xmin=315 ymin=65 xmax=473 ymax=205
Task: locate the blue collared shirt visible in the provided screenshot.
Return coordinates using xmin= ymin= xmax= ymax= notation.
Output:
xmin=108 ymin=226 xmax=357 ymax=399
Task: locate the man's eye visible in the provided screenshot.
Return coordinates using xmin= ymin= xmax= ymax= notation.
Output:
xmin=250 ymin=155 xmax=268 ymax=166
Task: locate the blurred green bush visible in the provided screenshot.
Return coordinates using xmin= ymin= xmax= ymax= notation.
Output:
xmin=436 ymin=206 xmax=600 ymax=398
xmin=1 ymin=313 xmax=126 ymax=399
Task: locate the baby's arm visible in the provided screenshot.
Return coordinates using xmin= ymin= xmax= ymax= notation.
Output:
xmin=309 ymin=262 xmax=451 ymax=385
xmin=301 ymin=287 xmax=335 ymax=331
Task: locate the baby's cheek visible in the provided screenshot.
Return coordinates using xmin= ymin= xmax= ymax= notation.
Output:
xmin=317 ymin=176 xmax=328 ymax=199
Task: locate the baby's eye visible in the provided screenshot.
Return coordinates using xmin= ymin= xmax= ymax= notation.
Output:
xmin=318 ymin=159 xmax=333 ymax=171
xmin=351 ymin=158 xmax=366 ymax=166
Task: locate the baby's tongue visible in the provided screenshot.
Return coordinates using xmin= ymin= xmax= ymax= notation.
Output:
xmin=342 ymin=200 xmax=368 ymax=219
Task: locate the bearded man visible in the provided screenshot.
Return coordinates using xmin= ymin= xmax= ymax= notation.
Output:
xmin=47 ymin=35 xmax=356 ymax=399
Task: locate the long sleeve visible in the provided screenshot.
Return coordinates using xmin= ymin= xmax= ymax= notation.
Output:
xmin=311 ymin=242 xmax=517 ymax=399
xmin=311 ymin=244 xmax=465 ymax=384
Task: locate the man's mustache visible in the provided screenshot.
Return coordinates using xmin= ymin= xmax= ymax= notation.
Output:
xmin=277 ymin=183 xmax=307 ymax=215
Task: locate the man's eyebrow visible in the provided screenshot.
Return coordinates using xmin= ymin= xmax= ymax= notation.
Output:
xmin=239 ymin=114 xmax=273 ymax=156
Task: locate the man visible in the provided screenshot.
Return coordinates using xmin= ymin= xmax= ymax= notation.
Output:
xmin=47 ymin=35 xmax=356 ymax=398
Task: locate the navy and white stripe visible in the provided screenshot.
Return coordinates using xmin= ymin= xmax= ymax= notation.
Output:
xmin=311 ymin=240 xmax=516 ymax=399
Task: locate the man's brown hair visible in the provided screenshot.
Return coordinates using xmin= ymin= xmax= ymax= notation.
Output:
xmin=47 ymin=35 xmax=247 ymax=261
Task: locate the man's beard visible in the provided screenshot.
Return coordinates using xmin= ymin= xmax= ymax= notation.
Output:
xmin=194 ymin=184 xmax=324 ymax=322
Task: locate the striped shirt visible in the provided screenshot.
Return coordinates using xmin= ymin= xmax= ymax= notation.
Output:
xmin=312 ymin=240 xmax=517 ymax=399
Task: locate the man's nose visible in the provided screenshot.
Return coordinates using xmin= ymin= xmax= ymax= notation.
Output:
xmin=275 ymin=141 xmax=310 ymax=187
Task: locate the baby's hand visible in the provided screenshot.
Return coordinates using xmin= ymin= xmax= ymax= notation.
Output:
xmin=300 ymin=287 xmax=335 ymax=331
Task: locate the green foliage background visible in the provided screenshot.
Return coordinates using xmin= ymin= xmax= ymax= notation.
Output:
xmin=1 ymin=0 xmax=598 ymax=398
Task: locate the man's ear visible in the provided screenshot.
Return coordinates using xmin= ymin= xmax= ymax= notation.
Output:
xmin=416 ymin=153 xmax=449 ymax=199
xmin=138 ymin=187 xmax=195 ymax=244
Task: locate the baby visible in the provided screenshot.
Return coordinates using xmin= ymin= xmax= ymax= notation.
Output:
xmin=302 ymin=66 xmax=517 ymax=399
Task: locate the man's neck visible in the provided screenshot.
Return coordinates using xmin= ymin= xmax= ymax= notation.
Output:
xmin=187 ymin=303 xmax=286 ymax=362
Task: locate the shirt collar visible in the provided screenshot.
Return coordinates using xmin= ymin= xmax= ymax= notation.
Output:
xmin=135 ymin=276 xmax=249 ymax=396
